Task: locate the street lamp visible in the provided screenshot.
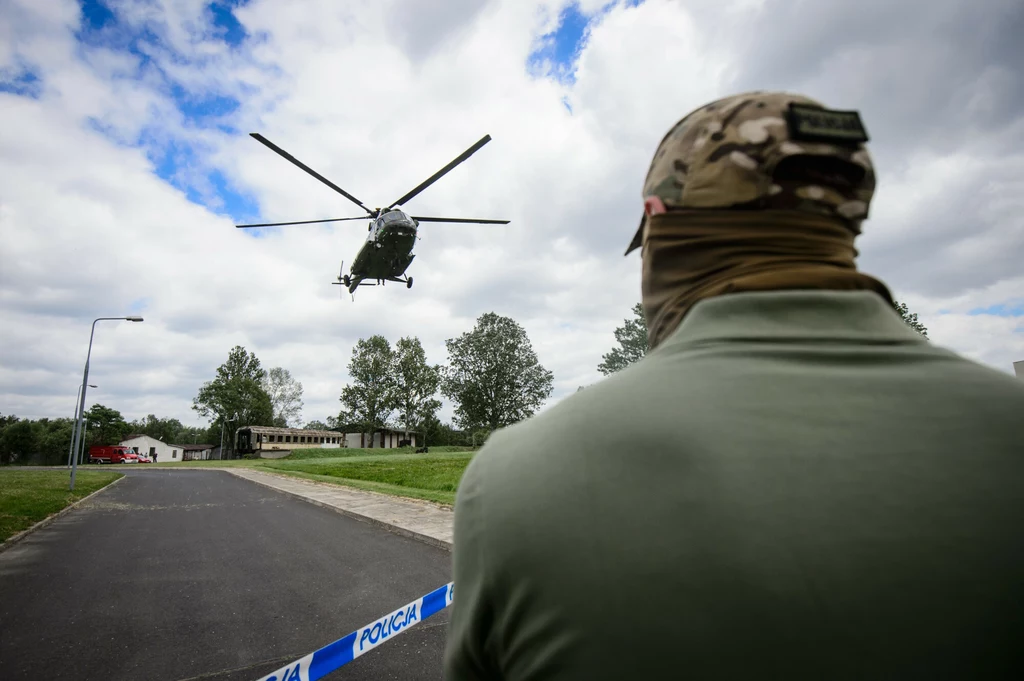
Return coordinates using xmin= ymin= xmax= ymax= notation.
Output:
xmin=220 ymin=411 xmax=238 ymax=460
xmin=70 ymin=316 xmax=144 ymax=490
xmin=78 ymin=417 xmax=91 ymax=466
xmin=67 ymin=382 xmax=97 ymax=468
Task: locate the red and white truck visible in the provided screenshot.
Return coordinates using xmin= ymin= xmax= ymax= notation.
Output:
xmin=88 ymin=445 xmax=137 ymax=464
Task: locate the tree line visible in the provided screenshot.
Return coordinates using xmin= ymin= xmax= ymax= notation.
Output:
xmin=185 ymin=311 xmax=554 ymax=454
xmin=0 ymin=349 xmax=307 ymax=464
xmin=0 ymin=407 xmax=211 ymax=466
xmin=1 ymin=300 xmax=927 ymax=464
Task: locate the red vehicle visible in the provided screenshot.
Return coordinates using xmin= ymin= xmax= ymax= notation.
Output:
xmin=88 ymin=445 xmax=135 ymax=464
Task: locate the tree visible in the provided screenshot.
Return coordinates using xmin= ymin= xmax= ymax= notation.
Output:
xmin=303 ymin=420 xmax=331 ymax=431
xmin=193 ymin=345 xmax=274 ymax=457
xmin=392 ymin=337 xmax=442 ymax=443
xmin=171 ymin=425 xmax=210 ymax=445
xmin=339 ymin=335 xmax=399 ymax=447
xmin=263 ymin=367 xmax=305 ymax=427
xmin=894 ymin=300 xmax=929 ymax=339
xmin=598 ymin=302 xmax=649 ymax=375
xmin=35 ymin=418 xmax=76 ymax=465
xmin=420 ymin=415 xmax=472 ymax=447
xmin=126 ymin=414 xmax=208 ymax=446
xmin=441 ymin=312 xmax=554 ymax=433
xmin=82 ymin=404 xmax=131 ymax=449
xmin=129 ymin=414 xmax=182 ymax=443
xmin=0 ymin=417 xmax=33 ymax=464
xmin=420 ymin=414 xmax=448 ymax=447
xmin=0 ymin=413 xmax=18 ymax=432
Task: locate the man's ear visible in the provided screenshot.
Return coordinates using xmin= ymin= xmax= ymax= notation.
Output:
xmin=644 ymin=196 xmax=667 ymax=216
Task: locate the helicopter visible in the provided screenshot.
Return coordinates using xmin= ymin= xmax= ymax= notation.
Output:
xmin=236 ymin=132 xmax=509 ymax=294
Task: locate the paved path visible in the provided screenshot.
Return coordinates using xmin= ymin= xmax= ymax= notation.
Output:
xmin=0 ymin=469 xmax=453 ymax=681
xmin=220 ymin=468 xmax=454 ymax=549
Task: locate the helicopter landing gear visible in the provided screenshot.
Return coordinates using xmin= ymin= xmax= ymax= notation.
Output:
xmin=343 ymin=274 xmax=351 ymax=288
xmin=406 ymin=277 xmax=413 ymax=289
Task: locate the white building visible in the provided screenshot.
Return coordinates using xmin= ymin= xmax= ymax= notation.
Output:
xmin=120 ymin=435 xmax=199 ymax=463
xmin=342 ymin=429 xmax=419 ymax=449
xmin=120 ymin=434 xmax=177 ymax=462
xmin=1014 ymin=360 xmax=1023 ymax=379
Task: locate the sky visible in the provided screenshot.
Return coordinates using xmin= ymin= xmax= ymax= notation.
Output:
xmin=1 ymin=0 xmax=1022 ymax=431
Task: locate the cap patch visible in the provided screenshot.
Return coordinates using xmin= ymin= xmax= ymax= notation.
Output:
xmin=628 ymin=91 xmax=877 ymax=256
xmin=786 ymin=104 xmax=869 ymax=145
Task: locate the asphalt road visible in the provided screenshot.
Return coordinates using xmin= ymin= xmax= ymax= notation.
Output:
xmin=0 ymin=469 xmax=453 ymax=681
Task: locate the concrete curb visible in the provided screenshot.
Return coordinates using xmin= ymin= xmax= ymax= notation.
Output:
xmin=218 ymin=469 xmax=454 ymax=553
xmin=0 ymin=474 xmax=125 ymax=554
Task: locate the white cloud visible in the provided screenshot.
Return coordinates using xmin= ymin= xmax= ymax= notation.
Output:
xmin=1 ymin=0 xmax=1022 ymax=432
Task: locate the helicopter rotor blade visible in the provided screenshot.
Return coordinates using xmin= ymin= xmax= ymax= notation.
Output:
xmin=387 ymin=134 xmax=493 ymax=210
xmin=410 ymin=216 xmax=510 ymax=224
xmin=250 ymin=133 xmax=374 ymax=215
xmin=235 ymin=216 xmax=370 ymax=229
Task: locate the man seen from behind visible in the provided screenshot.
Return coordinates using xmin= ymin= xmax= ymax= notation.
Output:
xmin=444 ymin=91 xmax=1024 ymax=680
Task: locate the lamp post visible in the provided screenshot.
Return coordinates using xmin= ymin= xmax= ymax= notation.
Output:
xmin=78 ymin=417 xmax=91 ymax=466
xmin=70 ymin=316 xmax=144 ymax=490
xmin=219 ymin=411 xmax=237 ymax=460
xmin=67 ymin=382 xmax=97 ymax=468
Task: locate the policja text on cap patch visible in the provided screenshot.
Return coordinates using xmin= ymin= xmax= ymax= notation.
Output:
xmin=786 ymin=103 xmax=869 ymax=145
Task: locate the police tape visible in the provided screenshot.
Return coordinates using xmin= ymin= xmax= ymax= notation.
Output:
xmin=254 ymin=582 xmax=454 ymax=681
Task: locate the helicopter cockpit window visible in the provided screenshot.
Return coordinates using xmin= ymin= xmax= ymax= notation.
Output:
xmin=382 ymin=212 xmax=404 ymax=224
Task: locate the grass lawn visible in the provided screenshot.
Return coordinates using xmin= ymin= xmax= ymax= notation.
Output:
xmin=148 ymin=458 xmax=274 ymax=468
xmin=0 ymin=469 xmax=123 ymax=543
xmin=286 ymin=445 xmax=475 ymax=460
xmin=265 ymin=452 xmax=474 ymax=506
xmin=142 ymin=445 xmax=478 ymax=506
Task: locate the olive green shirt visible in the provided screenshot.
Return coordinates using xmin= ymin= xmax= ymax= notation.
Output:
xmin=444 ymin=291 xmax=1024 ymax=680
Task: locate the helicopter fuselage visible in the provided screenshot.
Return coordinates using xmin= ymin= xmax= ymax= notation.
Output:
xmin=349 ymin=210 xmax=418 ymax=281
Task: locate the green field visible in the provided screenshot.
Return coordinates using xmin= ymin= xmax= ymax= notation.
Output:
xmin=131 ymin=445 xmax=478 ymax=505
xmin=285 ymin=445 xmax=474 ymax=460
xmin=0 ymin=469 xmax=123 ymax=543
xmin=142 ymin=447 xmax=475 ymax=505
xmin=265 ymin=452 xmax=473 ymax=505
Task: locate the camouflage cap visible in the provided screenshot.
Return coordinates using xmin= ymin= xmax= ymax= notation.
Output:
xmin=625 ymin=91 xmax=875 ymax=255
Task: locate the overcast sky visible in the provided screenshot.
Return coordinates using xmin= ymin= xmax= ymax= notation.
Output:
xmin=2 ymin=0 xmax=1022 ymax=430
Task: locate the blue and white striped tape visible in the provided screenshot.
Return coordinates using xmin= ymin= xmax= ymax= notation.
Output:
xmin=255 ymin=582 xmax=454 ymax=681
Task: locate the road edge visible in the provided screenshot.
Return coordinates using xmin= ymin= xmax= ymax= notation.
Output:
xmin=0 ymin=474 xmax=125 ymax=554
xmin=219 ymin=469 xmax=454 ymax=553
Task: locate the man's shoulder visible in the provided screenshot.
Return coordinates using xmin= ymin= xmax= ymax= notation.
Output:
xmin=930 ymin=351 xmax=1024 ymax=410
xmin=485 ymin=366 xmax=653 ymax=452
xmin=463 ymin=362 xmax=661 ymax=492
